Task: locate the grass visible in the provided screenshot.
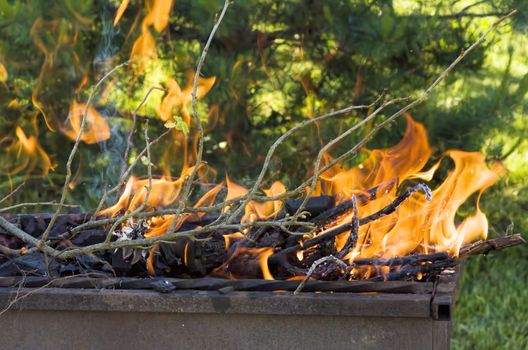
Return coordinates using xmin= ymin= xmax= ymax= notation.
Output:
xmin=452 ymin=242 xmax=528 ymax=349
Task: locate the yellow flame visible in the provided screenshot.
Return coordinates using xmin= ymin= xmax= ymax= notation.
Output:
xmin=243 ymin=181 xmax=286 ymax=222
xmin=313 ymin=116 xmax=503 ymax=269
xmin=158 ymin=73 xmax=216 ymax=123
xmin=130 ymin=0 xmax=174 ymax=69
xmin=2 ymin=127 xmax=54 ymax=176
xmin=62 ymin=101 xmax=110 ymax=144
xmin=100 ymin=114 xmax=501 ymax=279
xmin=0 ymin=62 xmax=7 ymax=83
xmin=144 ymin=0 xmax=174 ymax=33
xmin=113 ymin=0 xmax=131 ymax=26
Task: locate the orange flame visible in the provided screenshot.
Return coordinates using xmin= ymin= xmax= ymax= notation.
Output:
xmin=144 ymin=0 xmax=174 ymax=33
xmin=100 ymin=174 xmax=190 ymax=217
xmin=0 ymin=62 xmax=7 ymax=83
xmin=2 ymin=127 xmax=55 ymax=176
xmin=113 ymin=0 xmax=131 ymax=27
xmin=224 ymin=175 xmax=286 ymax=223
xmin=102 ymin=113 xmax=501 ymax=280
xmin=313 ymin=116 xmax=502 ymax=267
xmin=130 ymin=0 xmax=174 ymax=68
xmin=320 ymin=114 xmax=431 ymax=198
xmin=242 ymin=181 xmax=286 ymax=223
xmin=62 ymin=101 xmax=110 ymax=144
xmin=158 ymin=73 xmax=216 ymax=123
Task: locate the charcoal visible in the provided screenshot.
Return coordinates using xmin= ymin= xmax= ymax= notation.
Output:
xmin=111 ymin=249 xmax=147 ymax=276
xmin=0 ymin=252 xmax=59 ymax=277
xmin=121 ymin=247 xmax=145 ymax=265
xmin=59 ymin=263 xmax=81 ymax=276
xmin=76 ymin=255 xmax=114 ymax=273
xmin=257 ymin=228 xmax=288 ymax=247
xmin=284 ymin=195 xmax=335 ymax=217
xmin=154 ymin=240 xmax=187 ymax=275
xmin=71 ymin=229 xmax=107 ymax=246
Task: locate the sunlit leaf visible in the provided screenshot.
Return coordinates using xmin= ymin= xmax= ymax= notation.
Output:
xmin=141 ymin=155 xmax=153 ymax=167
xmin=164 ymin=121 xmax=177 ymax=129
xmin=164 ymin=116 xmax=189 ymax=134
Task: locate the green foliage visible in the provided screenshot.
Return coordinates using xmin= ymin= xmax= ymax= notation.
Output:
xmin=453 ymin=244 xmax=528 ymax=350
xmin=164 ymin=116 xmax=189 ymax=134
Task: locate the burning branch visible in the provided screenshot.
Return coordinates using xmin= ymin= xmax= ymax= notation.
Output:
xmin=269 ymin=183 xmax=432 ymax=263
xmin=293 ymin=255 xmax=348 ymax=295
xmin=459 ymin=234 xmax=526 ymax=256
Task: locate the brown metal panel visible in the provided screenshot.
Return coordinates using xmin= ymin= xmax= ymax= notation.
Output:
xmin=432 ymin=321 xmax=452 ymax=350
xmin=0 ymin=310 xmax=435 ymax=350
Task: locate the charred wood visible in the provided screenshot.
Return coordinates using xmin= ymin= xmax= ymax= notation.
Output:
xmin=353 ymin=252 xmax=450 ymax=267
xmin=459 ymin=234 xmax=526 ymax=257
xmin=284 ymin=195 xmax=335 ymax=218
xmin=336 ymin=195 xmax=359 ymax=259
xmin=269 ymin=184 xmax=432 ymax=264
xmin=310 ymin=178 xmax=397 ymax=228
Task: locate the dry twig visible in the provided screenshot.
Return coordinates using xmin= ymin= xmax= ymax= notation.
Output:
xmin=293 ymin=255 xmax=348 ymax=294
xmin=39 ymin=61 xmax=129 ymax=245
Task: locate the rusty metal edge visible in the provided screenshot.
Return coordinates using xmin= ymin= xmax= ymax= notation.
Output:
xmin=431 ymin=266 xmax=461 ymax=321
xmin=0 ymin=287 xmax=434 ymax=318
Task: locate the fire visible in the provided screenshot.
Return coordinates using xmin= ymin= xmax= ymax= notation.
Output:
xmin=0 ymin=62 xmax=7 ymax=83
xmin=224 ymin=176 xmax=286 ymax=223
xmin=130 ymin=0 xmax=174 ymax=68
xmin=243 ymin=181 xmax=286 ymax=223
xmin=62 ymin=101 xmax=110 ymax=144
xmin=101 ymin=114 xmax=501 ymax=279
xmin=113 ymin=0 xmax=131 ymax=27
xmin=320 ymin=114 xmax=431 ymax=198
xmin=2 ymin=127 xmax=54 ymax=176
xmin=316 ymin=116 xmax=502 ymax=267
xmin=158 ymin=73 xmax=216 ymax=124
xmin=99 ymin=174 xmax=190 ymax=217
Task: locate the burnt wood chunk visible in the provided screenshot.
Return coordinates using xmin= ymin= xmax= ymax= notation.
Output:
xmin=153 ymin=234 xmax=227 ymax=277
xmin=284 ymin=195 xmax=335 ymax=217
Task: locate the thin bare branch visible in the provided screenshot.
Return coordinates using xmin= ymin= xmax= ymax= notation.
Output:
xmin=39 ymin=61 xmax=129 ymax=245
xmin=293 ymin=255 xmax=348 ymax=295
xmin=0 ymin=182 xmax=25 ymax=205
xmin=165 ymin=0 xmax=231 ymax=235
xmin=226 ymin=94 xmax=385 ymax=224
xmin=94 ymin=86 xmax=165 ymax=216
xmin=0 ymin=202 xmax=78 ymax=213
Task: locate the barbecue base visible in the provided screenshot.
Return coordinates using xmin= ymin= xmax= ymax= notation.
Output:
xmin=0 ymin=274 xmax=456 ymax=350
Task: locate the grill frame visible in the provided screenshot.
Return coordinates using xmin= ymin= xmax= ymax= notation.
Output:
xmin=0 ymin=267 xmax=459 ymax=350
